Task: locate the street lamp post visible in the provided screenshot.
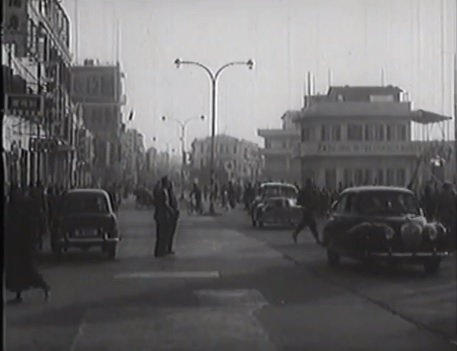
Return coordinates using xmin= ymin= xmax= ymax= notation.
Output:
xmin=174 ymin=58 xmax=255 ymax=214
xmin=161 ymin=115 xmax=205 ymax=199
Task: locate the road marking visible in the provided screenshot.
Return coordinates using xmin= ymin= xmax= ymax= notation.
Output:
xmin=194 ymin=289 xmax=269 ymax=310
xmin=114 ymin=271 xmax=220 ymax=279
xmin=71 ymin=306 xmax=276 ymax=350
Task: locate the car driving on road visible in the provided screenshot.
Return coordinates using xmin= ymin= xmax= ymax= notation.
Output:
xmin=51 ymin=189 xmax=120 ymax=259
xmin=322 ymin=186 xmax=451 ymax=274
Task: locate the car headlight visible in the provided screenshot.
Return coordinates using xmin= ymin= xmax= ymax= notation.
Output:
xmin=383 ymin=226 xmax=395 ymax=240
xmin=423 ymin=225 xmax=438 ymax=240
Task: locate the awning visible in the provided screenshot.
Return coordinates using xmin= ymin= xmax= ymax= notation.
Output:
xmin=411 ymin=110 xmax=452 ymax=124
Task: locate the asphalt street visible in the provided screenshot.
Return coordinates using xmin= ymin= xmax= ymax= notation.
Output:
xmin=5 ymin=199 xmax=457 ymax=351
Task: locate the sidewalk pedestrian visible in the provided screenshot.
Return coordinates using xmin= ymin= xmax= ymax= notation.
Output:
xmin=5 ymin=186 xmax=50 ymax=303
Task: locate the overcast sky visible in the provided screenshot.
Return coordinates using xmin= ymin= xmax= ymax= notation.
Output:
xmin=63 ymin=0 xmax=456 ymax=150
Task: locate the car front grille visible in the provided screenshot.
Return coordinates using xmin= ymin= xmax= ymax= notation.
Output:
xmin=400 ymin=229 xmax=423 ymax=252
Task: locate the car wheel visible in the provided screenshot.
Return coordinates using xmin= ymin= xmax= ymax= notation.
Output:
xmin=51 ymin=241 xmax=62 ymax=257
xmin=107 ymin=244 xmax=117 ymax=260
xmin=326 ymin=238 xmax=340 ymax=267
xmin=423 ymin=258 xmax=441 ymax=275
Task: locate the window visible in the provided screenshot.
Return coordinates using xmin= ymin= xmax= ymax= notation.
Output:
xmin=200 ymin=159 xmax=204 ymax=168
xmin=364 ymin=125 xmax=373 ymax=141
xmin=301 ymin=127 xmax=310 ymax=142
xmin=376 ymin=169 xmax=384 ymax=185
xmin=325 ymin=169 xmax=337 ymax=190
xmin=397 ymin=125 xmax=407 ymax=141
xmin=333 ymin=195 xmax=348 ymax=213
xmin=354 ymin=169 xmax=364 ymax=185
xmin=386 ymin=169 xmax=395 ymax=185
xmin=343 ymin=169 xmax=352 ymax=187
xmin=321 ymin=125 xmax=330 ymax=141
xmin=347 ymin=124 xmax=363 ymax=141
xmin=233 ymin=145 xmax=237 ymax=154
xmin=265 ymin=140 xmax=271 ymax=149
xmin=282 ymin=140 xmax=288 ymax=149
xmin=386 ymin=125 xmax=393 ymax=141
xmin=364 ymin=169 xmax=372 ymax=184
xmin=200 ymin=144 xmax=204 ymax=153
xmin=374 ymin=125 xmax=385 ymax=141
xmin=396 ymin=169 xmax=406 ymax=186
xmin=331 ymin=125 xmax=341 ymax=141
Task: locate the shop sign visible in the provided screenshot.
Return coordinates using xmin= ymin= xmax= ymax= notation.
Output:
xmin=5 ymin=94 xmax=44 ymax=117
xmin=316 ymin=142 xmax=423 ymax=155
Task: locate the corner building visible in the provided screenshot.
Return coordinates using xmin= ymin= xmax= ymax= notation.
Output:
xmin=294 ymin=86 xmax=451 ymax=190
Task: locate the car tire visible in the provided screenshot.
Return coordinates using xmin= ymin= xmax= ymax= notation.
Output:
xmin=423 ymin=258 xmax=441 ymax=275
xmin=326 ymin=239 xmax=340 ymax=267
xmin=107 ymin=244 xmax=117 ymax=260
xmin=51 ymin=241 xmax=62 ymax=257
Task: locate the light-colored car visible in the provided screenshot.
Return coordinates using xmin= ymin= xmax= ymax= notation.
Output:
xmin=51 ymin=189 xmax=120 ymax=259
xmin=251 ymin=182 xmax=301 ymax=228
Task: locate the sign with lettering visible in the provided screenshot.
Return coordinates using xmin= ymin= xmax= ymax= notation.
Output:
xmin=302 ymin=142 xmax=427 ymax=157
xmin=3 ymin=0 xmax=29 ymax=57
xmin=5 ymin=94 xmax=44 ymax=117
xmin=71 ymin=66 xmax=119 ymax=103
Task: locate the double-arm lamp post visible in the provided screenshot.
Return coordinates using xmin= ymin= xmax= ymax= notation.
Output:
xmin=174 ymin=58 xmax=255 ymax=214
xmin=161 ymin=115 xmax=205 ymax=199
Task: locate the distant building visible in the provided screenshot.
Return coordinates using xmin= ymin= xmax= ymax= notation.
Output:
xmin=257 ymin=110 xmax=301 ymax=183
xmin=190 ymin=134 xmax=263 ymax=183
xmin=71 ymin=59 xmax=126 ymax=183
xmin=293 ymin=85 xmax=453 ymax=189
xmin=121 ymin=129 xmax=145 ymax=185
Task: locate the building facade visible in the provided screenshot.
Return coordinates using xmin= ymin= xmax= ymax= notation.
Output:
xmin=120 ymin=129 xmax=145 ymax=185
xmin=294 ymin=86 xmax=453 ymax=190
xmin=71 ymin=59 xmax=126 ymax=184
xmin=3 ymin=0 xmax=88 ymax=189
xmin=190 ymin=134 xmax=263 ymax=183
xmin=258 ymin=110 xmax=301 ymax=183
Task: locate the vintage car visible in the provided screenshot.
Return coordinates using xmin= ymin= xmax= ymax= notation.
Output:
xmin=322 ymin=186 xmax=451 ymax=274
xmin=51 ymin=189 xmax=121 ymax=259
xmin=251 ymin=182 xmax=301 ymax=228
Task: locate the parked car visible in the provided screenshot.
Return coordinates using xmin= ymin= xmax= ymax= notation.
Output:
xmin=51 ymin=189 xmax=121 ymax=259
xmin=322 ymin=186 xmax=451 ymax=274
xmin=251 ymin=182 xmax=301 ymax=228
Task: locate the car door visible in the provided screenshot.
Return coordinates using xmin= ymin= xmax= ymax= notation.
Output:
xmin=325 ymin=194 xmax=359 ymax=251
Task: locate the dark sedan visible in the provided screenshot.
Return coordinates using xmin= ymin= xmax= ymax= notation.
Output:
xmin=322 ymin=186 xmax=451 ymax=274
xmin=51 ymin=189 xmax=121 ymax=259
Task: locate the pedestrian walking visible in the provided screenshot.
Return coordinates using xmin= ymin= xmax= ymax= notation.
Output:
xmin=166 ymin=181 xmax=179 ymax=254
xmin=292 ymin=178 xmax=321 ymax=245
xmin=153 ymin=177 xmax=173 ymax=257
xmin=5 ymin=186 xmax=50 ymax=303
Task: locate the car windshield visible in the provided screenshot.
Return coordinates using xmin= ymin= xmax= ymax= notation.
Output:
xmin=64 ymin=193 xmax=109 ymax=214
xmin=261 ymin=185 xmax=297 ymax=198
xmin=353 ymin=191 xmax=420 ymax=216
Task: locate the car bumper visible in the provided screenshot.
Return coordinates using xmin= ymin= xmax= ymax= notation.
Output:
xmin=367 ymin=251 xmax=451 ymax=260
xmin=56 ymin=237 xmax=120 ymax=245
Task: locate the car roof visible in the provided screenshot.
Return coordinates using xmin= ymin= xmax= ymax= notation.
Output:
xmin=341 ymin=186 xmax=414 ymax=195
xmin=261 ymin=182 xmax=296 ymax=188
xmin=64 ymin=188 xmax=109 ymax=196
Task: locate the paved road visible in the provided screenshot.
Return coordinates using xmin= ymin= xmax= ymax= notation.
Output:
xmin=5 ymin=202 xmax=456 ymax=351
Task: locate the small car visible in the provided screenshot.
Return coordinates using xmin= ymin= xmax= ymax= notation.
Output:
xmin=51 ymin=189 xmax=121 ymax=259
xmin=251 ymin=182 xmax=301 ymax=228
xmin=322 ymin=186 xmax=451 ymax=274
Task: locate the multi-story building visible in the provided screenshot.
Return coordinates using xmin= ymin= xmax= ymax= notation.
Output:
xmin=257 ymin=111 xmax=301 ymax=183
xmin=3 ymin=0 xmax=86 ymax=189
xmin=293 ymin=85 xmax=454 ymax=189
xmin=120 ymin=129 xmax=145 ymax=185
xmin=190 ymin=134 xmax=263 ymax=183
xmin=71 ymin=59 xmax=126 ymax=184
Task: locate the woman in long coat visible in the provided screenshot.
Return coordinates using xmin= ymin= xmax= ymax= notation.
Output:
xmin=5 ymin=186 xmax=50 ymax=303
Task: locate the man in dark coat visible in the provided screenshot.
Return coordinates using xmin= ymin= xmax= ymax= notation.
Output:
xmin=166 ymin=181 xmax=179 ymax=254
xmin=5 ymin=186 xmax=50 ymax=303
xmin=292 ymin=178 xmax=320 ymax=245
xmin=153 ymin=177 xmax=173 ymax=257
